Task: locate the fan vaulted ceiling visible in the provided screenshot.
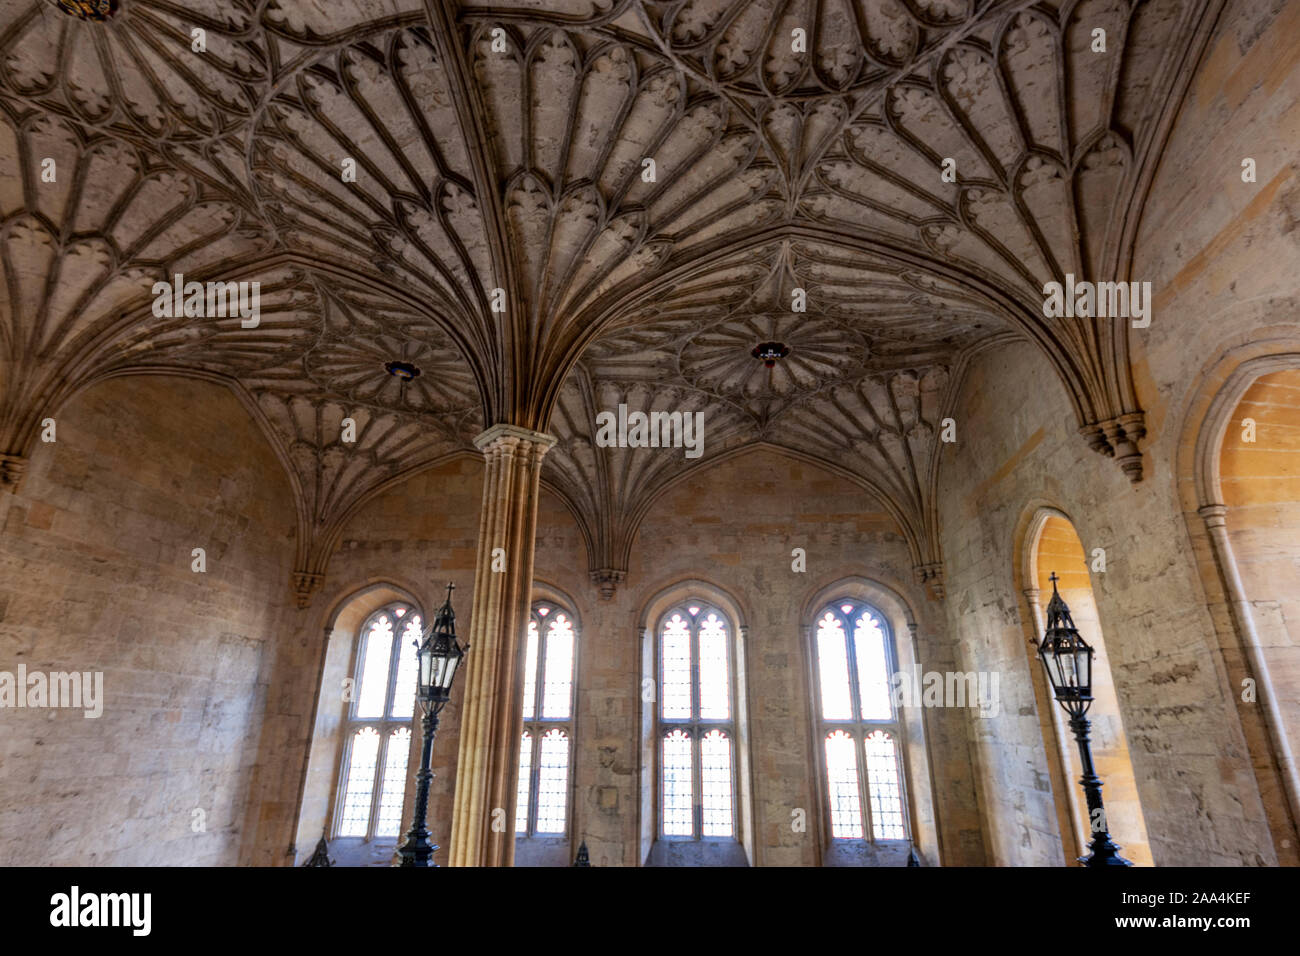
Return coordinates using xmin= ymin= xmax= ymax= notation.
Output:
xmin=0 ymin=0 xmax=1217 ymax=599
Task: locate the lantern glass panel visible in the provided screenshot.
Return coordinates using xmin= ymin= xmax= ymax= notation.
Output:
xmin=1040 ymin=642 xmax=1060 ymax=697
xmin=1060 ymin=643 xmax=1079 ymax=689
xmin=441 ymin=651 xmax=460 ymax=692
xmin=431 ymin=647 xmax=449 ymax=691
xmin=1073 ymin=643 xmax=1092 ymax=694
xmin=418 ymin=643 xmax=433 ymax=693
xmin=1040 ymin=644 xmax=1062 ymax=694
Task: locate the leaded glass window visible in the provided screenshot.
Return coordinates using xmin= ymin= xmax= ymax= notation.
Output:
xmin=516 ymin=602 xmax=576 ymax=837
xmin=812 ymin=601 xmax=909 ymax=842
xmin=334 ymin=604 xmax=423 ymax=841
xmin=656 ymin=603 xmax=738 ymax=840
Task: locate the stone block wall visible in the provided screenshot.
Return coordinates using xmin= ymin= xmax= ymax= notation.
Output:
xmin=0 ymin=375 xmax=296 ymax=865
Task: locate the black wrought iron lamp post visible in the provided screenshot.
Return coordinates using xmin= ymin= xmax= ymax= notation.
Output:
xmin=396 ymin=583 xmax=468 ymax=868
xmin=1038 ymin=573 xmax=1132 ymax=867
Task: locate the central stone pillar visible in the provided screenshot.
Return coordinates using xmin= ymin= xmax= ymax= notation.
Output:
xmin=449 ymin=424 xmax=556 ymax=867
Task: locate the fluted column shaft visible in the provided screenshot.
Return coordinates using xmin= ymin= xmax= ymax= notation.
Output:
xmin=449 ymin=424 xmax=555 ymax=867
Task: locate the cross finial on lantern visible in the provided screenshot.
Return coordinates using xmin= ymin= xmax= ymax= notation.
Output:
xmin=1048 ymin=571 xmax=1060 ymax=590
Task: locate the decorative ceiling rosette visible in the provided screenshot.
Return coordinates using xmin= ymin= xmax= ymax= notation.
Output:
xmin=301 ymin=298 xmax=483 ymax=420
xmin=679 ymin=311 xmax=866 ymax=401
xmin=232 ymin=271 xmax=484 ymax=576
xmin=547 ymin=237 xmax=976 ymax=574
xmin=586 ymin=239 xmax=988 ymax=403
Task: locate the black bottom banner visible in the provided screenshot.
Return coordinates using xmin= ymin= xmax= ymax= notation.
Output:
xmin=0 ymin=864 xmax=1283 ymax=944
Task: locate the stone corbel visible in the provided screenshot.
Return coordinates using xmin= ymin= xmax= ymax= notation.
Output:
xmin=1 ymin=453 xmax=26 ymax=492
xmin=1079 ymin=411 xmax=1147 ymax=483
xmin=292 ymin=570 xmax=323 ymax=609
xmin=590 ymin=568 xmax=626 ymax=601
xmin=913 ymin=562 xmax=945 ymax=600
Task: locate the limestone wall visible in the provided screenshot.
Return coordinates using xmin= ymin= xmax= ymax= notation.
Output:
xmin=0 ymin=375 xmax=296 ymax=866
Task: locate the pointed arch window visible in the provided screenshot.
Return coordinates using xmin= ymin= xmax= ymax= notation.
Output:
xmin=334 ymin=603 xmax=422 ymax=841
xmin=516 ymin=601 xmax=576 ymax=837
xmin=656 ymin=603 xmax=738 ymax=840
xmin=812 ymin=601 xmax=908 ymax=842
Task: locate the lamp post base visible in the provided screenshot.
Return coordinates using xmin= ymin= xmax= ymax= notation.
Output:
xmin=1079 ymin=837 xmax=1133 ymax=868
xmin=396 ymin=833 xmax=440 ymax=868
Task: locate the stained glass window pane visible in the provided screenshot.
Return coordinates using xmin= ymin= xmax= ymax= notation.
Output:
xmin=700 ymin=729 xmax=734 ymax=837
xmin=515 ymin=731 xmax=532 ymax=834
xmin=865 ymin=731 xmax=906 ymax=839
xmin=375 ymin=728 xmax=412 ymax=837
xmin=521 ymin=621 xmax=539 ymax=721
xmin=355 ymin=615 xmax=393 ymax=719
xmin=817 ymin=612 xmax=853 ymax=720
xmin=541 ymin=614 xmax=574 ymax=720
xmin=338 ymin=727 xmax=380 ymax=837
xmin=825 ymin=730 xmax=863 ymax=839
xmin=535 ymin=728 xmax=569 ymax=834
xmin=661 ymin=730 xmax=693 ymax=836
xmin=855 ymin=611 xmax=893 ymax=720
xmin=661 ymin=613 xmax=692 ymax=720
xmin=390 ymin=616 xmax=421 ymax=719
xmin=698 ymin=612 xmax=730 ymax=720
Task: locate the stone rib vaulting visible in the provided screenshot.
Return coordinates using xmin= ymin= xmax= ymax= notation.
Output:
xmin=1 ymin=0 xmax=1298 ymax=870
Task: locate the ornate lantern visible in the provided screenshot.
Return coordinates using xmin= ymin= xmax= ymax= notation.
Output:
xmin=1037 ymin=573 xmax=1094 ymax=717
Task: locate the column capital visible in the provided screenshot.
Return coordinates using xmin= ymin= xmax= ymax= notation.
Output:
xmin=1023 ymin=588 xmax=1044 ymax=644
xmin=473 ymin=423 xmax=557 ymax=453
